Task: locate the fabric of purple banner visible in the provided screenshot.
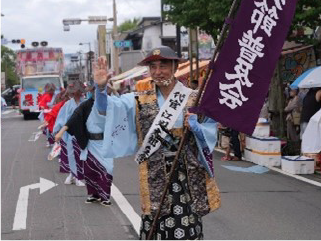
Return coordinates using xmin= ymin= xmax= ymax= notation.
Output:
xmin=191 ymin=0 xmax=298 ymax=135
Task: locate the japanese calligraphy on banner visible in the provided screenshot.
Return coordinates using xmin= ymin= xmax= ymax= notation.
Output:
xmin=191 ymin=0 xmax=298 ymax=135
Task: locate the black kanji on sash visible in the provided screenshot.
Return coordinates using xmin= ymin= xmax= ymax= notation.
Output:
xmin=161 ymin=110 xmax=173 ymax=120
xmin=147 ymin=128 xmax=161 ymax=147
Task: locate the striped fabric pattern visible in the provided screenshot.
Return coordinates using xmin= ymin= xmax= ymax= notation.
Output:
xmin=84 ymin=150 xmax=113 ymax=201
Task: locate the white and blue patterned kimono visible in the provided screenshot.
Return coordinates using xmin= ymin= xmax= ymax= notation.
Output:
xmin=80 ymin=106 xmax=114 ymax=201
xmin=96 ymin=87 xmax=218 ymax=175
xmin=53 ymin=98 xmax=84 ymax=177
xmin=0 ymin=96 xmax=7 ymax=126
xmin=95 ymin=84 xmax=219 ymax=239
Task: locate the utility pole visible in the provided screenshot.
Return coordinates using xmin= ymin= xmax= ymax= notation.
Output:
xmin=176 ymin=24 xmax=181 ymax=58
xmin=188 ymin=28 xmax=199 ymax=84
xmin=77 ymin=51 xmax=83 ymax=82
xmin=88 ymin=42 xmax=93 ymax=84
xmin=113 ymin=0 xmax=119 ymax=75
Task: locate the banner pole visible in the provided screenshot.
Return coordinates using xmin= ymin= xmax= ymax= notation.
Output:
xmin=146 ymin=0 xmax=241 ymax=239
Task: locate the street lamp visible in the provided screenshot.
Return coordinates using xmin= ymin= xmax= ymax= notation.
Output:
xmin=79 ymin=42 xmax=91 ymax=51
xmin=62 ymin=16 xmax=113 ymax=32
xmin=62 ymin=16 xmax=115 ymax=73
xmin=79 ymin=42 xmax=92 ymax=84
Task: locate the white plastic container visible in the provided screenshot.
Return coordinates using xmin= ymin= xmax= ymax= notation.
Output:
xmin=252 ymin=121 xmax=270 ymax=137
xmin=246 ymin=136 xmax=281 ymax=153
xmin=255 ymin=152 xmax=281 ymax=167
xmin=244 ymin=149 xmax=254 ymax=163
xmin=244 ymin=148 xmax=281 ymax=167
xmin=281 ymin=156 xmax=315 ymax=174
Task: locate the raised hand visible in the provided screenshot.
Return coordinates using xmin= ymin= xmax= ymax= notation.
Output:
xmin=93 ymin=56 xmax=111 ymax=87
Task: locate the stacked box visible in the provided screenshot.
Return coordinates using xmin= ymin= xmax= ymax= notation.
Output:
xmin=245 ymin=136 xmax=281 ymax=167
xmin=281 ymin=156 xmax=315 ymax=174
xmin=252 ymin=122 xmax=270 ymax=137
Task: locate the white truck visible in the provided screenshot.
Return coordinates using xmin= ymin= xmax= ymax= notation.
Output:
xmin=16 ymin=47 xmax=64 ymax=119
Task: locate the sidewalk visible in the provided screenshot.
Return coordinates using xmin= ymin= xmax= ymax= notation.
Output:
xmin=214 ymin=147 xmax=321 ymax=187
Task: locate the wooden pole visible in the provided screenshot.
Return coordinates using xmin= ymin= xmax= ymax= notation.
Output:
xmin=113 ymin=0 xmax=119 ymax=75
xmin=146 ymin=0 xmax=240 ymax=239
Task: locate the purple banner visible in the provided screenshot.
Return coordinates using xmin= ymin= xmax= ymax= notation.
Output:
xmin=192 ymin=0 xmax=298 ymax=135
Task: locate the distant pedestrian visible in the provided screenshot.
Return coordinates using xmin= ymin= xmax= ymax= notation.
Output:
xmin=10 ymin=86 xmax=18 ymax=108
xmin=284 ymin=87 xmax=300 ymax=141
xmin=219 ymin=126 xmax=242 ymax=161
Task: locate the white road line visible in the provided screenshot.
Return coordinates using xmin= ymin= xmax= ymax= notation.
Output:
xmin=111 ymin=184 xmax=141 ymax=235
xmin=214 ymin=148 xmax=321 ymax=187
xmin=1 ymin=115 xmax=22 ymax=119
xmin=269 ymin=167 xmax=321 ymax=187
xmin=2 ymin=110 xmax=15 ymax=115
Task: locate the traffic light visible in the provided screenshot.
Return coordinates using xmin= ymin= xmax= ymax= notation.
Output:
xmin=11 ymin=39 xmax=26 ymax=48
xmin=11 ymin=39 xmax=20 ymax=44
xmin=20 ymin=39 xmax=25 ymax=48
xmin=88 ymin=51 xmax=95 ymax=61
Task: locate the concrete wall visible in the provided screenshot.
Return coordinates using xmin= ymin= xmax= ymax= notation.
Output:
xmin=119 ymin=50 xmax=145 ymax=72
xmin=142 ymin=26 xmax=162 ymax=52
xmin=162 ymin=22 xmax=176 ymax=37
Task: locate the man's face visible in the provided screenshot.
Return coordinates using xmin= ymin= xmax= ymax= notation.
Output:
xmin=149 ymin=60 xmax=176 ymax=87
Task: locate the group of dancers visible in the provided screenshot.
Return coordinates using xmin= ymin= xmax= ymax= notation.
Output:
xmin=36 ymin=45 xmax=221 ymax=240
xmin=39 ymin=80 xmax=113 ymax=206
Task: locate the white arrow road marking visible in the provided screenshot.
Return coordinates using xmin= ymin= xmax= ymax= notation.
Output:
xmin=12 ymin=177 xmax=58 ymax=231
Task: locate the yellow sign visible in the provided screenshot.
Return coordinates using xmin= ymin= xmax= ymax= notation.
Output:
xmin=153 ymin=49 xmax=161 ymax=55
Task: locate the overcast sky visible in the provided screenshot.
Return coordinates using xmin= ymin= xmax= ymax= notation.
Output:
xmin=1 ymin=0 xmax=161 ymax=54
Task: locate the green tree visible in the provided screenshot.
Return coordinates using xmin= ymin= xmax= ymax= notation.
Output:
xmin=118 ymin=18 xmax=140 ymax=33
xmin=1 ymin=45 xmax=19 ymax=87
xmin=163 ymin=0 xmax=321 ymax=44
xmin=163 ymin=0 xmax=234 ymax=40
xmin=288 ymin=1 xmax=321 ymax=44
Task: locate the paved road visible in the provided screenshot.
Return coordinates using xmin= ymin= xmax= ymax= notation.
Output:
xmin=2 ymin=112 xmax=321 ymax=239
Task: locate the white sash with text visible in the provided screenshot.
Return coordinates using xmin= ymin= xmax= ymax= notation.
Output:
xmin=135 ymin=81 xmax=192 ymax=163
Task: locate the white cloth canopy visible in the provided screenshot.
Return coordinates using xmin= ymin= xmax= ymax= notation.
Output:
xmin=110 ymin=66 xmax=149 ymax=90
xmin=110 ymin=66 xmax=148 ymax=82
xmin=301 ymin=109 xmax=321 ymax=153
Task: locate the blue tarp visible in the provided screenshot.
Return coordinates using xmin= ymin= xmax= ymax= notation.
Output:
xmin=221 ymin=165 xmax=270 ymax=174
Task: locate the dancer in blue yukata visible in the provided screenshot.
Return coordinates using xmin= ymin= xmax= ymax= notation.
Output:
xmin=54 ymin=85 xmax=117 ymax=206
xmin=54 ymin=80 xmax=86 ymax=186
xmin=94 ymin=46 xmax=221 ymax=240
